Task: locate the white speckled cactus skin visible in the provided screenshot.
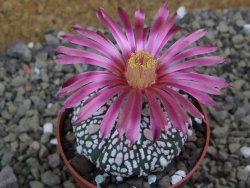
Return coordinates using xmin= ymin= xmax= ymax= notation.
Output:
xmin=71 ymin=97 xmax=187 ymax=178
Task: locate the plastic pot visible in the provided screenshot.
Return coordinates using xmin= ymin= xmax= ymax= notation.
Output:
xmin=56 ymin=102 xmax=210 ymax=188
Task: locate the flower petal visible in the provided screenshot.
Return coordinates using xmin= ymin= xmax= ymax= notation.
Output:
xmin=159 ymin=28 xmax=207 ymax=66
xmin=147 ymin=2 xmax=169 ymax=52
xmin=162 ymin=78 xmax=223 ymax=95
xmin=153 ymin=26 xmax=181 ymax=58
xmin=164 ymin=72 xmax=228 ymax=88
xmin=71 ymin=25 xmax=125 ymax=65
xmin=163 ymin=83 xmax=217 ymax=105
xmin=126 ymin=90 xmax=142 ymax=143
xmin=118 ymin=7 xmax=136 ymax=52
xmin=61 ymin=34 xmax=121 ymax=60
xmin=62 ymin=80 xmax=113 ymax=111
xmin=75 ymin=85 xmax=124 ymax=123
xmin=152 ymin=88 xmax=187 ymax=132
xmin=57 ymin=71 xmax=119 ymax=96
xmin=166 ymin=45 xmax=218 ymax=66
xmin=148 ymin=13 xmax=177 ymax=52
xmin=56 ymin=54 xmax=121 ymax=73
xmin=96 ymin=8 xmax=131 ymax=58
xmin=163 ymin=56 xmax=225 ymax=74
xmin=160 ymin=86 xmax=203 ymax=118
xmin=135 ymin=8 xmax=145 ymax=51
xmin=100 ymin=90 xmax=128 ymax=139
xmin=144 ymin=90 xmax=167 ymax=141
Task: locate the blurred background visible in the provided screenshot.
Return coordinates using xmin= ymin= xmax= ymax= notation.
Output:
xmin=1 ymin=0 xmax=250 ymax=50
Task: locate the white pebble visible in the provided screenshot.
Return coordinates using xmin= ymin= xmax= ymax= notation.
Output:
xmin=171 ymin=174 xmax=183 ymax=185
xmin=244 ymin=165 xmax=250 ymax=172
xmin=95 ymin=174 xmax=105 ymax=185
xmin=194 ymin=117 xmax=202 ymax=124
xmin=47 ymin=103 xmax=53 ymax=109
xmin=240 ymin=146 xmax=250 ymax=158
xmin=175 ymin=170 xmax=186 ymax=178
xmin=27 ymin=42 xmax=34 ymax=48
xmin=34 ymin=67 xmax=40 ymax=75
xmin=187 ymin=129 xmax=193 ymax=137
xmin=177 ymin=6 xmax=187 ymax=19
xmin=50 ymin=138 xmax=57 ymax=145
xmin=148 ymin=175 xmax=157 ymax=184
xmin=243 ymin=24 xmax=250 ymax=33
xmin=43 ymin=122 xmax=53 ymax=133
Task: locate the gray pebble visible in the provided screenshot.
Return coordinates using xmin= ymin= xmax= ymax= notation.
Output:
xmin=41 ymin=170 xmax=61 ymax=186
xmin=0 ymin=83 xmax=5 ymax=96
xmin=63 ymin=181 xmax=76 ymax=188
xmin=29 ymin=181 xmax=44 ymax=188
xmin=237 ymin=168 xmax=249 ymax=181
xmin=0 ymin=166 xmax=18 ymax=188
xmin=229 ymin=143 xmax=241 ymax=154
xmin=48 ymin=153 xmax=60 ymax=168
xmin=6 ymin=41 xmax=32 ymax=62
xmin=11 ymin=76 xmax=27 ymax=87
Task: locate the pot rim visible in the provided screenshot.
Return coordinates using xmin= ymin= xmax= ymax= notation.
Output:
xmin=56 ymin=101 xmax=210 ymax=188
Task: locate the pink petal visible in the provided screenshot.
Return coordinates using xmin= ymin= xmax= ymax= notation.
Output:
xmin=152 ymin=25 xmax=180 ymax=57
xmin=160 ymin=86 xmax=203 ymax=118
xmin=116 ymin=90 xmax=133 ymax=138
xmin=57 ymin=71 xmax=119 ymax=96
xmin=162 ymin=83 xmax=217 ymax=105
xmin=166 ymin=45 xmax=218 ymax=66
xmin=118 ymin=7 xmax=136 ymax=52
xmin=147 ymin=2 xmax=169 ymax=52
xmin=135 ymin=8 xmax=145 ymax=51
xmin=126 ymin=90 xmax=142 ymax=143
xmin=144 ymin=90 xmax=167 ymax=141
xmin=96 ymin=8 xmax=131 ymax=58
xmin=152 ymin=87 xmax=193 ymax=125
xmin=162 ymin=78 xmax=223 ymax=95
xmin=164 ymin=72 xmax=228 ymax=88
xmin=62 ymin=80 xmax=113 ymax=111
xmin=100 ymin=90 xmax=128 ymax=139
xmin=72 ymin=25 xmax=125 ymax=65
xmin=75 ymin=85 xmax=124 ymax=123
xmin=159 ymin=28 xmax=207 ymax=66
xmin=56 ymin=55 xmax=121 ymax=73
xmin=163 ymin=56 xmax=225 ymax=74
xmin=148 ymin=13 xmax=177 ymax=52
xmin=152 ymin=88 xmax=187 ymax=132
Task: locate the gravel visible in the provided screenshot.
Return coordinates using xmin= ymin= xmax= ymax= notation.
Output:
xmin=0 ymin=7 xmax=250 ymax=188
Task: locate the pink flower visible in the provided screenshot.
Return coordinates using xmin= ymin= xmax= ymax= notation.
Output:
xmin=56 ymin=2 xmax=227 ymax=143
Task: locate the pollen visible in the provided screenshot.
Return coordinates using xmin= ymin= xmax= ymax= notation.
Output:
xmin=125 ymin=51 xmax=157 ymax=89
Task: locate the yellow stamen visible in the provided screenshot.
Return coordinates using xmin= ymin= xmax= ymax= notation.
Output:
xmin=125 ymin=50 xmax=157 ymax=89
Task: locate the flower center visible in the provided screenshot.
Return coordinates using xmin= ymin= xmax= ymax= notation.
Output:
xmin=125 ymin=51 xmax=157 ymax=89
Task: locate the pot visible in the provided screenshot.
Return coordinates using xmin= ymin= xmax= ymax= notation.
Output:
xmin=56 ymin=102 xmax=210 ymax=188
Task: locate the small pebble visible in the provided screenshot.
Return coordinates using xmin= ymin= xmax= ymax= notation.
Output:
xmin=171 ymin=174 xmax=183 ymax=185
xmin=240 ymin=146 xmax=250 ymax=158
xmin=43 ymin=122 xmax=53 ymax=133
xmin=50 ymin=138 xmax=58 ymax=145
xmin=177 ymin=6 xmax=187 ymax=19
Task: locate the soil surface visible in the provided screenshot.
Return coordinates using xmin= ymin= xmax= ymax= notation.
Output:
xmin=1 ymin=0 xmax=250 ymax=50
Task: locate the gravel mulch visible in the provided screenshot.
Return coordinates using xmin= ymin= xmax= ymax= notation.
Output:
xmin=0 ymin=8 xmax=250 ymax=188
